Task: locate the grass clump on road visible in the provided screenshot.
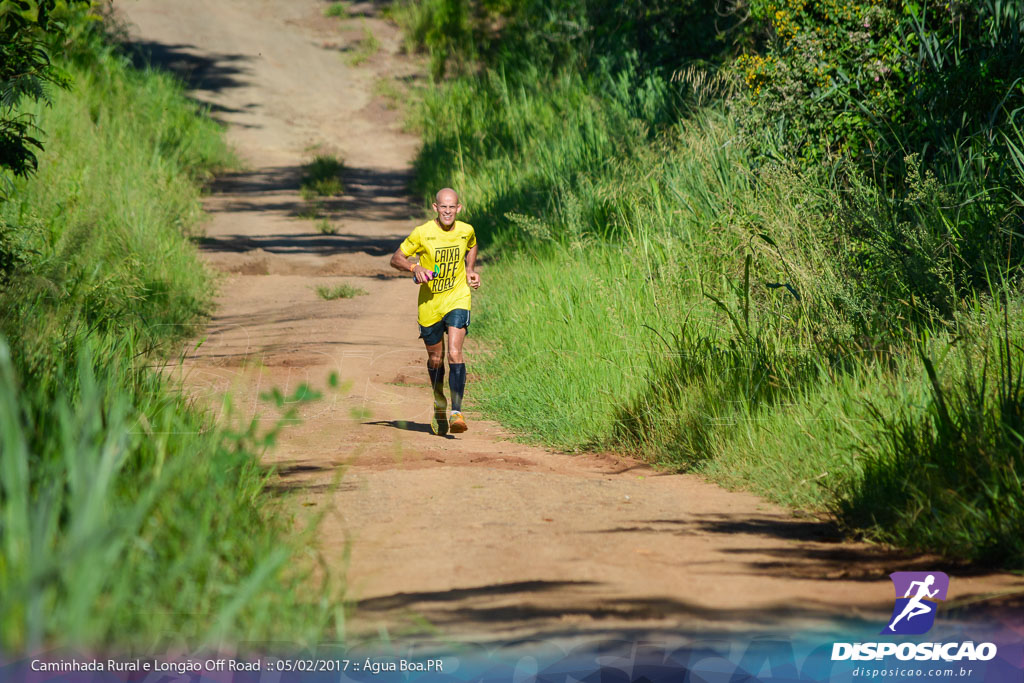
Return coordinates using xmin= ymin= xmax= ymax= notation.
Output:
xmin=301 ymin=154 xmax=344 ymax=197
xmin=317 ymin=218 xmax=339 ymax=234
xmin=298 ymin=199 xmax=325 ymax=219
xmin=346 ymin=24 xmax=381 ymax=66
xmin=0 ymin=14 xmax=343 ymax=650
xmin=324 ymin=1 xmax=349 ymax=18
xmin=317 ymin=282 xmax=367 ymax=300
xmin=373 ymin=76 xmax=405 ymax=110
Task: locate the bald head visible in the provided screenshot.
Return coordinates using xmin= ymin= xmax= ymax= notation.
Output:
xmin=435 ymin=187 xmax=459 ymax=204
xmin=432 ymin=187 xmax=462 ymax=228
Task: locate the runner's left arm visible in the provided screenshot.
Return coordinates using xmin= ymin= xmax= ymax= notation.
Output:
xmin=465 ymin=244 xmax=480 ymax=289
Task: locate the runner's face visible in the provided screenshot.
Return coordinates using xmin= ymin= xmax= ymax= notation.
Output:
xmin=433 ymin=193 xmax=461 ymax=227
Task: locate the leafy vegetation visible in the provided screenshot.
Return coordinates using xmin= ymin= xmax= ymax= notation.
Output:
xmin=0 ymin=0 xmax=90 ymax=191
xmin=0 ymin=11 xmax=343 ymax=650
xmin=740 ymin=1 xmax=1024 ymax=176
xmin=391 ymin=0 xmax=748 ymax=80
xmin=397 ymin=0 xmax=1024 ymax=566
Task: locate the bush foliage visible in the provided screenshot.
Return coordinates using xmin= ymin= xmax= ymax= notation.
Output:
xmin=0 ymin=0 xmax=91 ymax=188
xmin=740 ymin=1 xmax=1024 ymax=174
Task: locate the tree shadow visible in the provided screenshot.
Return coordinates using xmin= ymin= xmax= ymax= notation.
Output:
xmin=586 ymin=514 xmax=1022 ymax=584
xmin=195 ymin=232 xmax=400 ymax=258
xmin=124 ymin=40 xmax=255 ymax=124
xmin=194 ymin=161 xmax=424 ymax=257
xmin=127 ymin=40 xmax=251 ymax=92
xmin=357 ymin=581 xmax=599 ymax=612
xmin=203 ymin=161 xmax=416 ymax=215
xmin=259 ymin=460 xmax=353 ymax=495
xmin=351 ymin=578 xmax=883 ymax=642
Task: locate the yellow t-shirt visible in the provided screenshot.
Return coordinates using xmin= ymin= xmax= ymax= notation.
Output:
xmin=399 ymin=219 xmax=476 ymax=326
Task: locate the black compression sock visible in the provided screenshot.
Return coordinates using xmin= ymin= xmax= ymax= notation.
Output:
xmin=449 ymin=363 xmax=466 ymax=413
xmin=427 ymin=363 xmax=445 ymax=398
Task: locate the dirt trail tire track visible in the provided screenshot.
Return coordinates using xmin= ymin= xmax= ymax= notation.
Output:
xmin=117 ymin=0 xmax=1022 ymax=643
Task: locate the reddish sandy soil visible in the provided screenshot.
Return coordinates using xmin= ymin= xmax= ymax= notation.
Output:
xmin=116 ymin=0 xmax=1022 ymax=646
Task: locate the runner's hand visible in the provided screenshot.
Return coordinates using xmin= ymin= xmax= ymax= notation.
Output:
xmin=413 ymin=265 xmax=432 ymax=284
xmin=467 ymin=270 xmax=480 ymax=289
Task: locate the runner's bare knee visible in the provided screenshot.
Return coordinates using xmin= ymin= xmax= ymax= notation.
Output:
xmin=446 ymin=328 xmax=466 ymax=363
xmin=426 ymin=341 xmax=444 ymax=367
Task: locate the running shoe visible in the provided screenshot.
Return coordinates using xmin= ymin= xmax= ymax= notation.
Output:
xmin=431 ymin=394 xmax=448 ymax=436
xmin=449 ymin=411 xmax=468 ymax=434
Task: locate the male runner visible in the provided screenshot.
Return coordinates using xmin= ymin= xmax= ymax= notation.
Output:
xmin=390 ymin=188 xmax=480 ymax=435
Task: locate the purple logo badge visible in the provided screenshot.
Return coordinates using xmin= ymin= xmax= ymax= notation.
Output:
xmin=882 ymin=571 xmax=950 ymax=635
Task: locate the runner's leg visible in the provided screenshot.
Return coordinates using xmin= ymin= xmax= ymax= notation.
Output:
xmin=425 ymin=339 xmax=447 ymax=435
xmin=426 ymin=339 xmax=444 ymax=390
xmin=447 ymin=326 xmax=467 ymax=415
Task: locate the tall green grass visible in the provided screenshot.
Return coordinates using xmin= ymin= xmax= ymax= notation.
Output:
xmin=0 ymin=40 xmax=343 ymax=650
xmin=839 ymin=298 xmax=1024 ymax=565
xmin=0 ymin=335 xmax=339 ymax=650
xmin=407 ymin=29 xmax=1024 ymax=566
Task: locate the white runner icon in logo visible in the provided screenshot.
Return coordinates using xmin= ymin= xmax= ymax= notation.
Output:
xmin=887 ymin=574 xmax=940 ymax=632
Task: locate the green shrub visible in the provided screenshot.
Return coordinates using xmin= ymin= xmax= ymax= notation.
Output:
xmin=0 ymin=0 xmax=92 ymax=188
xmin=391 ymin=0 xmax=475 ymax=79
xmin=731 ymin=0 xmax=1024 ymax=331
xmin=737 ymin=0 xmax=1024 ymax=183
xmin=393 ymin=0 xmax=749 ymax=82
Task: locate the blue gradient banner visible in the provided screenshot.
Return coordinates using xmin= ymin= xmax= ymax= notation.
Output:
xmin=3 ymin=618 xmax=1022 ymax=683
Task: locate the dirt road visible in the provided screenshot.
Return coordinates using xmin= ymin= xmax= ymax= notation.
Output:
xmin=116 ymin=0 xmax=1022 ymax=644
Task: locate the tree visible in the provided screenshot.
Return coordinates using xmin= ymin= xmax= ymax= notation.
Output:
xmin=0 ymin=0 xmax=89 ymax=195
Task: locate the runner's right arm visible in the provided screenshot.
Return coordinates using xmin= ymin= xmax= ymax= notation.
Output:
xmin=391 ymin=247 xmax=430 ymax=282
